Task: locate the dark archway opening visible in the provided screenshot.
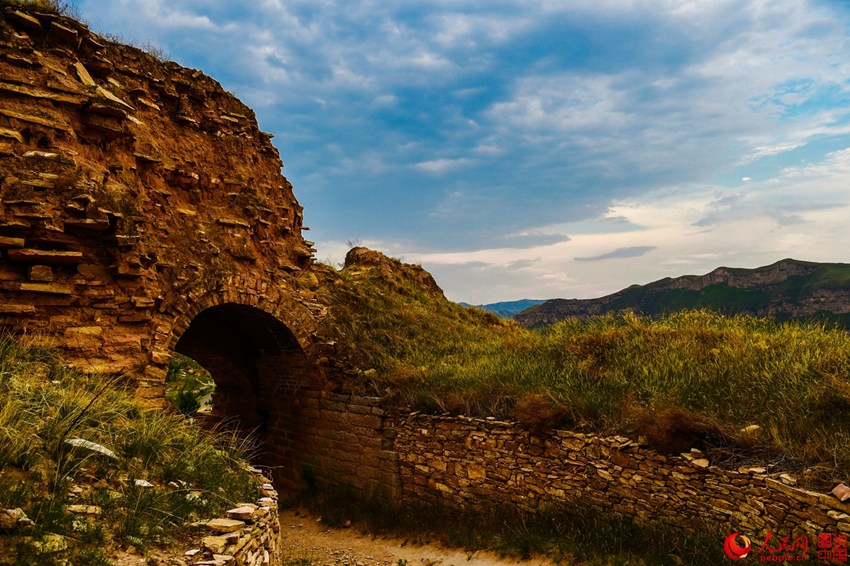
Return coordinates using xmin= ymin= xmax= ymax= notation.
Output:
xmin=173 ymin=303 xmax=315 ymax=489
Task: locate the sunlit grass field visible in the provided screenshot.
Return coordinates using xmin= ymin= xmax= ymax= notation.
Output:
xmin=322 ymin=256 xmax=850 ymax=482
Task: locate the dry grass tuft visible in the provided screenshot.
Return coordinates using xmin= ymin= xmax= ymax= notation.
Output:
xmin=635 ymin=406 xmax=730 ymax=454
xmin=512 ymin=393 xmax=574 ymax=433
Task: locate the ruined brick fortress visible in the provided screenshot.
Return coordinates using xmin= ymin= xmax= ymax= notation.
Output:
xmin=1 ymin=8 xmax=848 ymax=548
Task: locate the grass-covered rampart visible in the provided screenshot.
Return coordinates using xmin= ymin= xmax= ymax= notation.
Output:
xmin=321 ymin=252 xmax=850 ymax=483
xmin=0 ymin=334 xmax=257 ymax=565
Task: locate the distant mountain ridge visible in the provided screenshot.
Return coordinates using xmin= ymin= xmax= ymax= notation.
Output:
xmin=461 ymin=299 xmax=547 ymax=318
xmin=514 ymin=259 xmax=850 ymax=327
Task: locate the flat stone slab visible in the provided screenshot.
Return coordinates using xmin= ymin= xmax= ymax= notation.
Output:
xmin=0 ymin=236 xmax=25 ymax=249
xmin=225 ymin=506 xmax=256 ymax=521
xmin=0 ymin=109 xmax=72 ymax=132
xmin=0 ymin=305 xmax=36 ymax=315
xmin=204 ymin=518 xmax=245 ymax=533
xmin=0 ymin=81 xmax=83 ymax=106
xmin=67 ymin=505 xmax=101 ymax=515
xmin=8 ymin=249 xmax=84 ymax=265
xmin=202 ymin=535 xmax=229 ymax=554
xmin=833 ymin=483 xmax=850 ymax=502
xmin=19 ymin=283 xmax=74 ymax=295
xmin=8 ymin=11 xmax=42 ymax=32
xmin=0 ymin=127 xmax=23 ymax=143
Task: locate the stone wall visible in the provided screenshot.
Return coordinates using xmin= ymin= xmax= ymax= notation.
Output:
xmin=231 ymin=393 xmax=850 ymax=541
xmin=387 ymin=414 xmax=850 ymax=540
xmin=179 ymin=467 xmax=281 ymax=566
xmin=284 ymin=390 xmax=402 ymax=499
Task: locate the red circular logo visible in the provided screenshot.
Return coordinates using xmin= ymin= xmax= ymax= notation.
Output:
xmin=724 ymin=532 xmax=752 ymax=560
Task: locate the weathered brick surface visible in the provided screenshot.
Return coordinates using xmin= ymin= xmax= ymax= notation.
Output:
xmin=0 ymin=8 xmax=341 ymax=401
xmin=261 ymin=394 xmax=850 ymax=540
xmin=283 ymin=390 xmax=402 ymax=499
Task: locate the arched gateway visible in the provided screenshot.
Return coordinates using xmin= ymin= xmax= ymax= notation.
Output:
xmin=0 ymin=12 xmax=355 ymax=492
xmin=175 ymin=303 xmax=313 ymax=436
xmin=172 ymin=302 xmax=323 ymax=486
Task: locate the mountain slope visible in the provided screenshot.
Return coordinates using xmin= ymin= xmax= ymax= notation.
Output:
xmin=515 ymin=258 xmax=850 ymax=327
xmin=461 ymin=299 xmax=547 ymax=318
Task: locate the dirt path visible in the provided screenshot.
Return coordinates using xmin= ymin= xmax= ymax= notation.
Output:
xmin=279 ymin=509 xmax=562 ymax=566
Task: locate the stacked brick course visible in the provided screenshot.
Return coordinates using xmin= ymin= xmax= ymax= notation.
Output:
xmin=389 ymin=414 xmax=850 ymax=539
xmin=178 ymin=467 xmax=281 ymax=566
xmin=288 ymin=390 xmax=402 ymax=499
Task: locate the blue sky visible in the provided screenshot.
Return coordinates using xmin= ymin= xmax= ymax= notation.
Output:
xmin=68 ymin=0 xmax=850 ymax=303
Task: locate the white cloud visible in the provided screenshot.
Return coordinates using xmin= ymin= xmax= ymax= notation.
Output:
xmin=71 ymin=0 xmax=850 ymax=303
xmin=413 ymin=158 xmax=473 ymax=174
xmin=413 ymin=149 xmax=850 ymax=301
xmin=473 ymin=143 xmax=504 ymax=156
xmin=489 ymin=74 xmax=629 ymax=134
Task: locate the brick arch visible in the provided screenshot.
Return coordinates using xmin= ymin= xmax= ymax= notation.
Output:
xmin=173 ymin=303 xmax=309 ymax=419
xmin=129 ymin=274 xmax=332 ymax=404
xmin=171 ymin=302 xmax=315 ymax=479
xmin=158 ymin=280 xmax=322 ymax=372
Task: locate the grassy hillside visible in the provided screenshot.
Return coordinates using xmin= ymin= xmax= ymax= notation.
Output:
xmin=605 ymin=282 xmax=772 ymax=313
xmin=465 ymin=299 xmax=547 ymax=318
xmin=517 ymin=259 xmax=850 ymax=327
xmin=322 ymin=253 xmax=850 ymax=484
xmin=609 ymin=262 xmax=850 ymax=316
xmin=0 ymin=334 xmax=257 ymax=565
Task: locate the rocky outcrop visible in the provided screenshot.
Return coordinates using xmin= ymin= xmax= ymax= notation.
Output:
xmin=516 ymin=259 xmax=850 ymax=327
xmin=0 ymin=6 xmax=339 ymax=398
xmin=343 ymin=246 xmax=444 ymax=298
xmin=666 ymin=260 xmax=816 ymax=290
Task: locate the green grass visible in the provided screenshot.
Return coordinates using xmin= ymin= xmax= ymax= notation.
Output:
xmin=320 ymin=257 xmax=850 ymax=482
xmin=793 ymin=263 xmax=850 ymax=291
xmin=165 ymin=353 xmax=215 ymax=416
xmin=0 ymin=0 xmax=76 ymax=15
xmin=0 ymin=333 xmax=258 ymax=564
